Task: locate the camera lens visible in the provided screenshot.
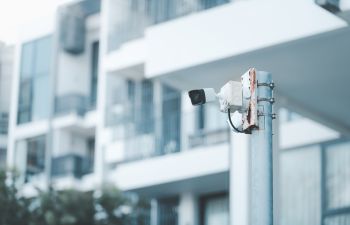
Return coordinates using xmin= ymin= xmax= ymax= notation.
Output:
xmin=188 ymin=89 xmax=206 ymax=105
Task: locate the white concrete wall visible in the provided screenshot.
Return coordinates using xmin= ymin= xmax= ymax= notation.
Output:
xmin=340 ymin=0 xmax=350 ymax=10
xmin=56 ymin=14 xmax=100 ymax=97
xmin=110 ymin=143 xmax=229 ymax=190
xmin=145 ymin=0 xmax=346 ymax=77
xmin=280 ymin=118 xmax=340 ymax=149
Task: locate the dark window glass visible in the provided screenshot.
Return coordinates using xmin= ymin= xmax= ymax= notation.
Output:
xmin=17 ymin=80 xmax=32 ymax=124
xmin=0 ymin=148 xmax=6 ymax=169
xmin=90 ymin=41 xmax=99 ymax=108
xmin=197 ymin=105 xmax=205 ymax=130
xmin=138 ymin=80 xmax=154 ymax=134
xmin=158 ymin=197 xmax=178 ymax=225
xmin=26 ymin=135 xmax=46 ymax=182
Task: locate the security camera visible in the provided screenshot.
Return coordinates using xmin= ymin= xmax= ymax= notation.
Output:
xmin=188 ymin=88 xmax=216 ymax=106
xmin=188 ymin=81 xmax=242 ymax=111
xmin=188 ymin=81 xmax=244 ymax=132
xmin=188 ymin=68 xmax=262 ymax=133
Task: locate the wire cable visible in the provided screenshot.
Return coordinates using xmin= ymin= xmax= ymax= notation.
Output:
xmin=227 ymin=108 xmax=244 ymax=133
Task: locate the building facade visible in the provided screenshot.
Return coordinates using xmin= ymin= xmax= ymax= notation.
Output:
xmin=5 ymin=0 xmax=350 ymax=225
xmin=0 ymin=43 xmax=14 ymax=169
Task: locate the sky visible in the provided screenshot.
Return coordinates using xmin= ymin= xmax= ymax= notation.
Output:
xmin=0 ymin=0 xmax=60 ymax=44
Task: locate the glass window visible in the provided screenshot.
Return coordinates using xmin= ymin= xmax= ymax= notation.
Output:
xmin=34 ymin=36 xmax=52 ymax=75
xmin=32 ymin=75 xmax=50 ymax=120
xmin=201 ymin=194 xmax=229 ymax=225
xmin=18 ymin=80 xmax=32 ymax=124
xmin=20 ymin=42 xmax=34 ymax=79
xmin=279 ymin=146 xmax=321 ymax=225
xmin=162 ymin=84 xmax=181 ymax=154
xmin=17 ymin=36 xmax=52 ymax=124
xmin=325 ymin=141 xmax=350 ymax=210
xmin=138 ymin=80 xmax=154 ymax=134
xmin=25 ymin=135 xmax=46 ymax=182
xmin=90 ymin=41 xmax=99 ymax=107
xmin=158 ymin=197 xmax=178 ymax=225
xmin=324 ymin=214 xmax=350 ymax=225
xmin=0 ymin=148 xmax=6 ymax=169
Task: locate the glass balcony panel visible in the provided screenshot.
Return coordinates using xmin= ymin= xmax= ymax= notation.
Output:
xmin=108 ymin=0 xmax=230 ymax=51
xmin=55 ymin=94 xmax=90 ymax=116
xmin=325 ymin=142 xmax=350 ymax=210
xmin=52 ymin=153 xmax=93 ymax=178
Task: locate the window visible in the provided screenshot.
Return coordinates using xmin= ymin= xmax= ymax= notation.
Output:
xmin=279 ymin=141 xmax=350 ymax=225
xmin=200 ymin=193 xmax=229 ymax=225
xmin=0 ymin=148 xmax=6 ymax=169
xmin=158 ymin=197 xmax=179 ymax=225
xmin=25 ymin=135 xmax=46 ymax=182
xmin=17 ymin=36 xmax=52 ymax=124
xmin=323 ymin=141 xmax=350 ymax=224
xmin=162 ymin=84 xmax=181 ymax=154
xmin=90 ymin=41 xmax=99 ymax=108
xmin=279 ymin=146 xmax=321 ymax=225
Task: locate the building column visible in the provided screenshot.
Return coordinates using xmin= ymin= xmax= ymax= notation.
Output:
xmin=179 ymin=192 xmax=198 ymax=225
xmin=150 ymin=199 xmax=158 ymax=225
xmin=230 ymin=133 xmax=250 ymax=225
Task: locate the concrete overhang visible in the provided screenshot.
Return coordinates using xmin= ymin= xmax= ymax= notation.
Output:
xmin=155 ymin=27 xmax=350 ymax=136
xmin=109 ymin=144 xmax=229 ymax=194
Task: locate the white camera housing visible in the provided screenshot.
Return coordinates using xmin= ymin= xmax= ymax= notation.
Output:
xmin=217 ymin=81 xmax=242 ymax=113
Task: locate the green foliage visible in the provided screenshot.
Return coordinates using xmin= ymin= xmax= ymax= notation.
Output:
xmin=0 ymin=170 xmax=150 ymax=225
xmin=29 ymin=188 xmax=95 ymax=225
xmin=0 ymin=170 xmax=32 ymax=225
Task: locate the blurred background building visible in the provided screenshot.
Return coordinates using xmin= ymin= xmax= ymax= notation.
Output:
xmin=0 ymin=43 xmax=14 ymax=170
xmin=1 ymin=0 xmax=350 ymax=225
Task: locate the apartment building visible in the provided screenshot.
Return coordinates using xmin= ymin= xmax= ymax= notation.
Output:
xmin=5 ymin=0 xmax=350 ymax=225
xmin=0 ymin=43 xmax=14 ymax=169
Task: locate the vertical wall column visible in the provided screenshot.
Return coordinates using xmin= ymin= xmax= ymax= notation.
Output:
xmin=179 ymin=192 xmax=198 ymax=225
xmin=150 ymin=199 xmax=158 ymax=225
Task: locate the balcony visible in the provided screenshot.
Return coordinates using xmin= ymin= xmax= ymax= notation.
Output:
xmin=108 ymin=0 xmax=230 ymax=51
xmin=106 ymin=106 xmax=229 ymax=163
xmin=51 ymin=153 xmax=94 ymax=178
xmin=0 ymin=112 xmax=8 ymax=135
xmin=55 ymin=94 xmax=95 ymax=117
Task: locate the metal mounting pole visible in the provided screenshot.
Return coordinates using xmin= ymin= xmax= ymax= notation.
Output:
xmin=250 ymin=71 xmax=274 ymax=225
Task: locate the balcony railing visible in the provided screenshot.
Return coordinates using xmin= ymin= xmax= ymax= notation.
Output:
xmin=108 ymin=0 xmax=230 ymax=51
xmin=188 ymin=128 xmax=229 ymax=148
xmin=0 ymin=112 xmax=9 ymax=135
xmin=51 ymin=153 xmax=93 ymax=178
xmin=107 ymin=107 xmax=229 ymax=162
xmin=55 ymin=94 xmax=95 ymax=117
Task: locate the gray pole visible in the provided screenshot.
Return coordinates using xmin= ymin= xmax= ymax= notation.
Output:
xmin=250 ymin=71 xmax=274 ymax=225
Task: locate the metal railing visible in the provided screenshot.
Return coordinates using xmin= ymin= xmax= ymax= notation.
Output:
xmin=106 ymin=105 xmax=229 ymax=162
xmin=51 ymin=153 xmax=93 ymax=178
xmin=188 ymin=127 xmax=229 ymax=148
xmin=55 ymin=94 xmax=95 ymax=116
xmin=108 ymin=0 xmax=230 ymax=51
